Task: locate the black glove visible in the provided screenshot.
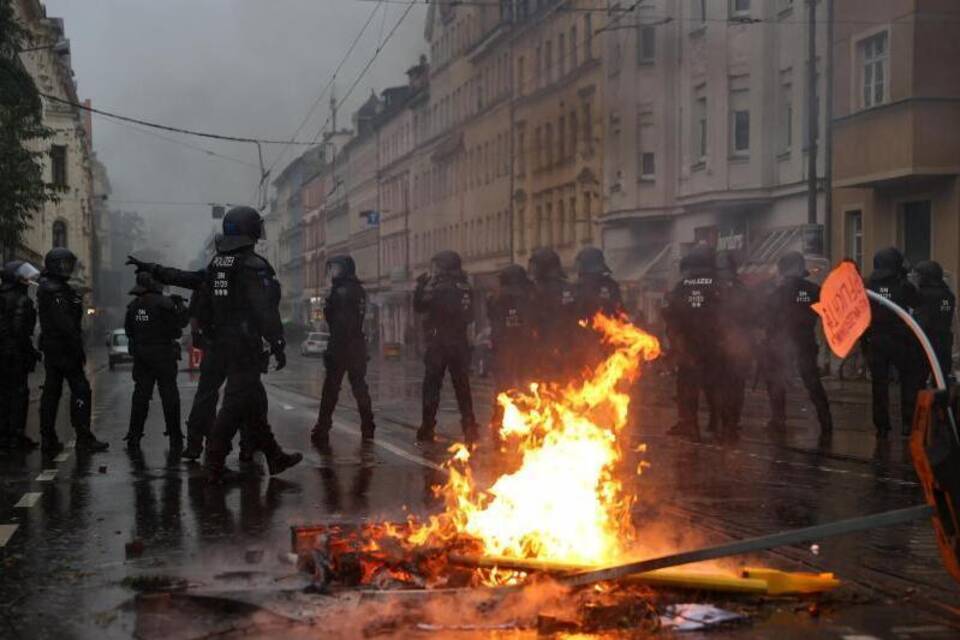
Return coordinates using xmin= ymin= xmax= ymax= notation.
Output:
xmin=270 ymin=339 xmax=286 ymax=371
xmin=125 ymin=255 xmax=156 ymax=274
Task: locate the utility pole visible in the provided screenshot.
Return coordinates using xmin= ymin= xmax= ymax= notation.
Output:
xmin=806 ymin=0 xmax=819 ymax=229
xmin=824 ymin=0 xmax=835 ymax=259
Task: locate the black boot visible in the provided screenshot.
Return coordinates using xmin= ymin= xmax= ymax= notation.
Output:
xmin=238 ymin=445 xmax=255 ymax=464
xmin=12 ymin=434 xmax=38 ymax=451
xmin=181 ymin=438 xmax=203 ymax=460
xmin=168 ymin=432 xmax=184 ymax=452
xmin=462 ymin=423 xmax=480 ymax=445
xmin=416 ymin=425 xmax=436 ymax=443
xmin=265 ymin=449 xmax=303 ymax=476
xmin=76 ymin=431 xmax=109 ymax=452
xmin=311 ymin=424 xmax=331 ymax=450
xmin=124 ymin=435 xmax=141 ymax=451
xmin=204 ymin=450 xmax=240 ymax=484
xmin=360 ymin=422 xmax=376 ymax=442
xmin=41 ymin=433 xmax=64 ymax=454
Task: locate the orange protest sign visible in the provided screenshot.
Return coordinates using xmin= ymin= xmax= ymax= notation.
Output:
xmin=811 ymin=261 xmax=872 ymax=358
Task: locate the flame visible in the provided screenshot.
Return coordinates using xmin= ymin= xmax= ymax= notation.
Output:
xmin=394 ymin=313 xmax=661 ymax=583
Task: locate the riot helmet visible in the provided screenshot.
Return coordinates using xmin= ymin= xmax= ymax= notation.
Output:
xmin=914 ymin=260 xmax=945 ymax=287
xmin=872 ymin=246 xmax=906 ymax=279
xmin=219 ymin=206 xmax=263 ymax=252
xmin=430 ymin=250 xmax=463 ymax=277
xmin=326 ymin=255 xmax=357 ymax=283
xmin=528 ymin=247 xmax=564 ymax=282
xmin=129 ymin=270 xmax=162 ymax=295
xmin=2 ymin=260 xmax=40 ymax=286
xmin=574 ymin=247 xmax=611 ymax=276
xmin=680 ymin=244 xmax=716 ymax=276
xmin=44 ymin=247 xmax=77 ymax=279
xmin=777 ymin=251 xmax=808 ymax=279
xmin=498 ymin=264 xmax=529 ymax=287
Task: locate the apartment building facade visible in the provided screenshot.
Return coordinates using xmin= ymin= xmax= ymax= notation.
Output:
xmin=831 ymin=0 xmax=960 ymax=282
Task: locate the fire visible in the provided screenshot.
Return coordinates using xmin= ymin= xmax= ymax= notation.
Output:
xmin=396 ymin=313 xmax=661 ymax=582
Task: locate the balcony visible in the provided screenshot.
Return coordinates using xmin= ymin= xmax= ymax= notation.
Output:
xmin=833 ymin=98 xmax=960 ymax=189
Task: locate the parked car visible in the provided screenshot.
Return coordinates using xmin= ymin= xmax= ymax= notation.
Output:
xmin=300 ymin=332 xmax=330 ymax=357
xmin=106 ymin=329 xmax=133 ymax=370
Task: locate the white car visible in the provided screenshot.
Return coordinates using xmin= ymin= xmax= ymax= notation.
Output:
xmin=300 ymin=332 xmax=330 ymax=357
xmin=106 ymin=329 xmax=133 ymax=370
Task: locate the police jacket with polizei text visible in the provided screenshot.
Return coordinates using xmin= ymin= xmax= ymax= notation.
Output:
xmin=0 ymin=283 xmax=37 ymax=357
xmin=487 ymin=283 xmax=535 ymax=352
xmin=124 ymin=292 xmax=189 ymax=351
xmin=414 ymin=273 xmax=473 ymax=346
xmin=765 ymin=276 xmax=821 ymax=344
xmin=324 ymin=276 xmax=367 ymax=351
xmin=576 ymin=273 xmax=624 ymax=321
xmin=531 ymin=276 xmax=579 ymax=348
xmin=36 ymin=275 xmax=84 ymax=357
xmin=866 ymin=272 xmax=921 ymax=338
xmin=915 ymin=282 xmax=956 ymax=339
xmin=199 ymin=248 xmax=284 ymax=348
xmin=662 ymin=271 xmax=721 ymax=347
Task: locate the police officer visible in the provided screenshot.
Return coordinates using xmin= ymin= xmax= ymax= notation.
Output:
xmin=715 ymin=250 xmax=754 ymax=442
xmin=123 ymin=271 xmax=190 ymax=449
xmin=0 ymin=261 xmax=41 ymax=450
xmin=126 ymin=250 xmax=255 ymax=462
xmin=912 ymin=260 xmax=955 ymax=384
xmin=764 ymin=252 xmax=833 ymax=438
xmin=865 ymin=247 xmax=922 ymax=437
xmin=37 ymin=248 xmax=108 ymax=453
xmin=574 ymin=247 xmax=624 ymax=371
xmin=414 ymin=250 xmax=479 ymax=443
xmin=311 ymin=255 xmax=376 ymax=449
xmin=528 ymin=247 xmax=579 ymax=382
xmin=197 ymin=206 xmax=302 ymax=481
xmin=486 ymin=264 xmax=535 ymax=440
xmin=662 ymin=245 xmax=721 ymax=441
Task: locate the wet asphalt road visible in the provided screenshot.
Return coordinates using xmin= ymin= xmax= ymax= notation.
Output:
xmin=0 ymin=347 xmax=958 ymax=639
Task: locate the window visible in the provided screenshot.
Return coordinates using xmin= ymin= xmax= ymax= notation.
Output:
xmin=640 ymin=152 xmax=656 ymax=179
xmin=557 ymin=199 xmax=566 ymax=244
xmin=779 ymin=79 xmax=793 ymax=151
xmin=570 ymin=110 xmax=578 ymax=158
xmin=534 ymin=205 xmax=543 ymax=248
xmin=558 ymin=34 xmax=566 ymax=76
xmin=568 ymin=197 xmax=577 ymax=245
xmin=731 ymin=102 xmax=750 ymax=154
xmin=517 ymin=56 xmax=525 ymax=95
xmin=534 ymin=126 xmax=542 ymax=170
xmin=861 ymin=32 xmax=888 ymax=108
xmin=517 ymin=130 xmax=526 ymax=176
xmin=730 ymin=0 xmax=750 ymax=16
xmin=570 ymin=26 xmax=578 ymax=68
xmin=52 ymin=220 xmax=67 ymax=248
xmin=693 ymin=93 xmax=707 ymax=162
xmin=582 ymin=102 xmax=593 ymax=152
xmin=845 ymin=210 xmax=863 ymax=271
xmin=536 ymin=45 xmax=542 ymax=88
xmin=693 ymin=0 xmax=707 ymax=23
xmin=584 ymin=15 xmax=593 ymax=59
xmin=545 ymin=123 xmax=553 ymax=166
xmin=545 ymin=40 xmax=553 ymax=84
xmin=51 ymin=145 xmax=67 ymax=188
xmin=558 ymin=115 xmax=566 ymax=159
xmin=517 ymin=207 xmax=526 ymax=252
xmin=637 ymin=25 xmax=656 ymax=64
xmin=900 ymin=201 xmax=932 ymax=267
xmin=544 ymin=202 xmax=554 ymax=247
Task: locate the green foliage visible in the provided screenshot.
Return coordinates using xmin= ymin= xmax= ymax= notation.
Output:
xmin=0 ymin=0 xmax=59 ymax=251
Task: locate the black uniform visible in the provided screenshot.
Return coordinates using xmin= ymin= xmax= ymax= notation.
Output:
xmin=865 ymin=247 xmax=922 ymax=436
xmin=575 ymin=262 xmax=624 ymax=371
xmin=414 ymin=251 xmax=478 ymax=443
xmin=197 ymin=207 xmax=300 ymax=479
xmin=312 ymin=255 xmax=375 ymax=446
xmin=913 ymin=261 xmax=955 ymax=383
xmin=715 ymin=257 xmax=754 ymax=441
xmin=124 ymin=273 xmax=189 ymax=447
xmin=764 ymin=255 xmax=833 ymax=435
xmin=0 ymin=263 xmax=40 ymax=449
xmin=37 ymin=248 xmax=108 ymax=452
xmin=487 ymin=265 xmax=536 ymax=436
xmin=529 ymin=248 xmax=579 ymax=382
xmin=662 ymin=246 xmax=721 ymax=440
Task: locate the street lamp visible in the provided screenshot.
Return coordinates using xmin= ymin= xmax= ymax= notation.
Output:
xmin=18 ymin=39 xmax=70 ymax=55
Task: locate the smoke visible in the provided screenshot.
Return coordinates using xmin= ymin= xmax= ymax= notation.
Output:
xmin=43 ymin=0 xmax=428 ymax=267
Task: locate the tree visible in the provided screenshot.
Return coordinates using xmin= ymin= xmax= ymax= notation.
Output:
xmin=0 ymin=0 xmax=59 ymax=254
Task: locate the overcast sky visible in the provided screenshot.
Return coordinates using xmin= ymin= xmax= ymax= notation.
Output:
xmin=44 ymin=0 xmax=428 ymax=266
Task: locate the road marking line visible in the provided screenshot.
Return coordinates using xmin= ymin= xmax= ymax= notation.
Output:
xmin=282 ymin=404 xmax=294 ymax=410
xmin=14 ymin=492 xmax=42 ymax=508
xmin=35 ymin=469 xmax=58 ymax=482
xmin=330 ymin=418 xmax=444 ymax=472
xmin=53 ymin=452 xmax=71 ymax=463
xmin=0 ymin=524 xmax=18 ymax=547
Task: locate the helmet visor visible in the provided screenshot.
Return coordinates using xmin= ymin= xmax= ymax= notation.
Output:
xmin=15 ymin=262 xmax=40 ymax=283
